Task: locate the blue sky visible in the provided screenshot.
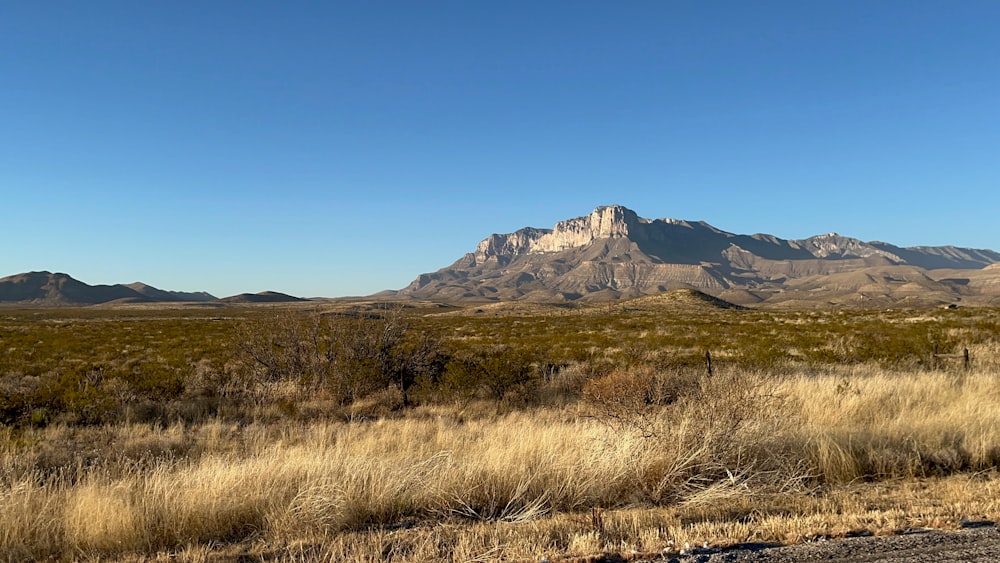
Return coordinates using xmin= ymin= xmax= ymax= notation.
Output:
xmin=3 ymin=1 xmax=999 ymax=297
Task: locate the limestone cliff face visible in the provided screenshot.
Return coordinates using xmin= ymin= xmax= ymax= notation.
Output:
xmin=535 ymin=205 xmax=640 ymax=250
xmin=474 ymin=227 xmax=550 ymax=265
xmin=474 ymin=205 xmax=643 ymax=264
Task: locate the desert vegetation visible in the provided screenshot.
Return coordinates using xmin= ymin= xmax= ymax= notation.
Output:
xmin=1 ymin=300 xmax=1000 ymax=561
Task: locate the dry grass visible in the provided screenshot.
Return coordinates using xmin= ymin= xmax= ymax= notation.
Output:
xmin=786 ymin=366 xmax=1000 ymax=482
xmin=1 ymin=412 xmax=637 ymax=559
xmin=2 ymin=366 xmax=1000 ymax=561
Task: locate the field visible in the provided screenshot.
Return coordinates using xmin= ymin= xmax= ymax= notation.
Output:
xmin=2 ymin=297 xmax=1000 ymax=561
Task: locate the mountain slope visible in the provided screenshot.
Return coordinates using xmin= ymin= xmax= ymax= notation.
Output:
xmin=398 ymin=205 xmax=1000 ymax=306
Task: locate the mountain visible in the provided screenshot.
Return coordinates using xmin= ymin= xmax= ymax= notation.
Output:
xmin=0 ymin=272 xmax=217 ymax=305
xmin=0 ymin=271 xmax=144 ymax=305
xmin=398 ymin=205 xmax=1000 ymax=307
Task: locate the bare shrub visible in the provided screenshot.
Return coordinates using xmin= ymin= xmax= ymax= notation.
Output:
xmin=585 ymin=366 xmax=804 ymax=505
xmin=582 ymin=366 xmax=700 ymax=438
xmin=232 ymin=306 xmax=445 ymax=407
xmin=233 ymin=311 xmax=335 ymax=391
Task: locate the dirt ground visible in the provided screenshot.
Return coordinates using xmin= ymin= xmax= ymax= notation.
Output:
xmin=654 ymin=522 xmax=1000 ymax=562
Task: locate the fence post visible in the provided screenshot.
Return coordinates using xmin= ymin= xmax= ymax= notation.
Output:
xmin=705 ymin=350 xmax=713 ymax=377
xmin=964 ymin=348 xmax=970 ymax=370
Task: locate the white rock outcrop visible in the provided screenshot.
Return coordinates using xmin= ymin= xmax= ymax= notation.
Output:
xmin=474 ymin=205 xmax=643 ymax=263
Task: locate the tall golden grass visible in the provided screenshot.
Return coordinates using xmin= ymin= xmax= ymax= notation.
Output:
xmin=2 ymin=365 xmax=999 ymax=560
xmin=788 ymin=364 xmax=1000 ymax=482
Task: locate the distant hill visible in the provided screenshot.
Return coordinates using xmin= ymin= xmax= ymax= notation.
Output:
xmin=219 ymin=291 xmax=305 ymax=304
xmin=612 ymin=288 xmax=745 ymax=312
xmin=0 ymin=272 xmax=217 ymax=305
xmin=397 ymin=205 xmax=1000 ymax=308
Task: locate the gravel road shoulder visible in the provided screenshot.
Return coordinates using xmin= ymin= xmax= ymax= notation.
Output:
xmin=657 ymin=522 xmax=1000 ymax=562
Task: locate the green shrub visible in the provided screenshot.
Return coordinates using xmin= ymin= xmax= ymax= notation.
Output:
xmin=36 ymin=365 xmax=120 ymax=425
xmin=443 ymin=345 xmax=538 ymax=403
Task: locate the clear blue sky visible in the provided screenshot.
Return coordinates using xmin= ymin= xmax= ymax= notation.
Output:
xmin=3 ymin=1 xmax=999 ymax=297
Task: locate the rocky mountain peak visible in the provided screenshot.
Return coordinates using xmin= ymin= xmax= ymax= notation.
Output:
xmin=559 ymin=205 xmax=641 ymax=239
xmin=536 ymin=205 xmax=643 ymax=251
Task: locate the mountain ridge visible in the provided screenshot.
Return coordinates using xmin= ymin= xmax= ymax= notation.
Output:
xmin=398 ymin=205 xmax=1000 ymax=307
